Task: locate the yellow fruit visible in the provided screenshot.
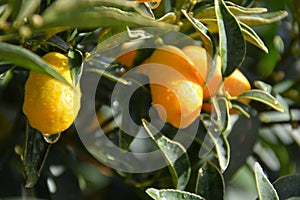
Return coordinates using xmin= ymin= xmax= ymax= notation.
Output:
xmin=23 ymin=52 xmax=81 ymax=135
xmin=148 ymin=45 xmax=204 ymax=128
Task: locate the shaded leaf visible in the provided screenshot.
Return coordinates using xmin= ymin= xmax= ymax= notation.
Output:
xmin=142 ymin=119 xmax=191 ymax=190
xmin=254 ymin=162 xmax=279 ymax=200
xmin=237 ymin=11 xmax=288 ymax=27
xmin=24 ymin=124 xmax=51 ymax=188
xmin=0 ymin=42 xmax=71 ymax=86
xmin=237 ymin=89 xmax=284 ymax=112
xmin=273 ymin=174 xmax=300 ymax=199
xmin=146 ymin=188 xmax=205 ymax=200
xmin=215 ymin=0 xmax=246 ymax=77
xmin=195 ymin=161 xmax=225 ymax=200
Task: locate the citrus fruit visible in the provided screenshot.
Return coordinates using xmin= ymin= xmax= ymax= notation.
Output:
xmin=182 ymin=45 xmax=251 ymax=113
xmin=148 ymin=45 xmax=204 ymax=128
xmin=116 ymin=50 xmax=138 ymax=68
xmin=23 ymin=52 xmax=81 ymax=135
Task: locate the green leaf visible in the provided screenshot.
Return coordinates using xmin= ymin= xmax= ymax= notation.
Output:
xmin=254 ymin=81 xmax=272 ymax=93
xmin=240 ymin=22 xmax=268 ymax=53
xmin=195 ymin=161 xmax=225 ymax=200
xmin=195 ymin=3 xmax=267 ymax=19
xmin=258 ymin=109 xmax=300 ymax=123
xmin=68 ymin=49 xmax=83 ymax=86
xmin=40 ymin=5 xmax=178 ymax=30
xmin=23 ymin=124 xmax=51 ymax=188
xmin=146 ymin=188 xmax=205 ymax=200
xmin=237 ymin=89 xmax=284 ymax=112
xmin=254 ymin=162 xmax=279 ymax=200
xmin=212 ymin=97 xmax=230 ymax=133
xmin=230 ymin=100 xmax=251 ymax=118
xmin=237 ymin=11 xmax=288 ymax=27
xmin=215 ymin=0 xmax=246 ymax=77
xmin=200 ymin=116 xmax=230 ymax=172
xmin=15 ymin=0 xmax=41 ymax=23
xmin=273 ymin=174 xmax=300 ymax=199
xmin=181 ymin=9 xmax=214 ymax=56
xmin=142 ymin=119 xmax=191 ymax=190
xmin=0 ymin=42 xmax=71 ymax=86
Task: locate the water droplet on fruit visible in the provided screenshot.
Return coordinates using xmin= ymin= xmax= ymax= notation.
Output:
xmin=43 ymin=133 xmax=61 ymax=144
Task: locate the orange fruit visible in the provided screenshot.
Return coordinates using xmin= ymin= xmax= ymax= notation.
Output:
xmin=116 ymin=50 xmax=138 ymax=68
xmin=182 ymin=45 xmax=251 ymax=113
xmin=148 ymin=45 xmax=204 ymax=128
xmin=23 ymin=52 xmax=81 ymax=135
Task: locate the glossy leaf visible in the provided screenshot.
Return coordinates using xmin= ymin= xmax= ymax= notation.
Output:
xmin=240 ymin=22 xmax=268 ymax=53
xmin=24 ymin=124 xmax=51 ymax=188
xmin=146 ymin=188 xmax=205 ymax=200
xmin=231 ymin=100 xmax=251 ymax=118
xmin=0 ymin=42 xmax=71 ymax=86
xmin=142 ymin=119 xmax=191 ymax=190
xmin=200 ymin=116 xmax=230 ymax=172
xmin=68 ymin=49 xmax=83 ymax=86
xmin=237 ymin=89 xmax=284 ymax=112
xmin=212 ymin=97 xmax=230 ymax=133
xmin=40 ymin=5 xmax=178 ymax=30
xmin=195 ymin=161 xmax=225 ymax=200
xmin=215 ymin=0 xmax=246 ymax=77
xmin=254 ymin=80 xmax=272 ymax=93
xmin=237 ymin=11 xmax=288 ymax=27
xmin=273 ymin=174 xmax=300 ymax=199
xmin=254 ymin=162 xmax=279 ymax=200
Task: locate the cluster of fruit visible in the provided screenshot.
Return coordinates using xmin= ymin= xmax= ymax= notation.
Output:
xmin=118 ymin=45 xmax=251 ymax=129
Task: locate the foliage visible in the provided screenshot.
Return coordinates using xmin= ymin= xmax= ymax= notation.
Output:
xmin=0 ymin=0 xmax=299 ymax=199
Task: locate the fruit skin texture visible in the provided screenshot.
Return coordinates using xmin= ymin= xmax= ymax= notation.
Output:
xmin=148 ymin=45 xmax=204 ymax=128
xmin=23 ymin=52 xmax=81 ymax=135
xmin=182 ymin=45 xmax=251 ymax=113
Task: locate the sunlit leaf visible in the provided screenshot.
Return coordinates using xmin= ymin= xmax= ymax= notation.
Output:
xmin=195 ymin=161 xmax=225 ymax=200
xmin=254 ymin=81 xmax=272 ymax=93
xmin=195 ymin=3 xmax=267 ymax=19
xmin=0 ymin=42 xmax=71 ymax=86
xmin=201 ymin=116 xmax=230 ymax=172
xmin=254 ymin=162 xmax=279 ymax=200
xmin=237 ymin=89 xmax=284 ymax=112
xmin=237 ymin=11 xmax=288 ymax=27
xmin=215 ymin=0 xmax=246 ymax=77
xmin=212 ymin=97 xmax=230 ymax=133
xmin=146 ymin=188 xmax=205 ymax=200
xmin=181 ymin=9 xmax=214 ymax=56
xmin=40 ymin=5 xmax=178 ymax=30
xmin=240 ymin=22 xmax=268 ymax=53
xmin=142 ymin=119 xmax=191 ymax=190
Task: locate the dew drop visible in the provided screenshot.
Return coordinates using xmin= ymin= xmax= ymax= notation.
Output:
xmin=43 ymin=133 xmax=61 ymax=144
